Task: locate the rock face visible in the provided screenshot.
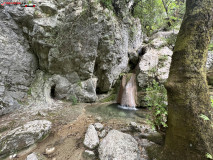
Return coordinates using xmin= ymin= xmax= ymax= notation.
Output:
xmin=0 ymin=0 xmax=142 ymax=113
xmin=98 ymin=130 xmax=139 ymax=160
xmin=84 ymin=124 xmax=99 ymax=149
xmin=0 ymin=120 xmax=52 ymax=157
xmin=137 ymin=31 xmax=176 ymax=89
xmin=0 ymin=7 xmax=38 ymax=116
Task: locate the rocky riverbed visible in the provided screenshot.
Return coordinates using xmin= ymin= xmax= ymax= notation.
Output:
xmin=0 ymin=100 xmax=163 ymax=160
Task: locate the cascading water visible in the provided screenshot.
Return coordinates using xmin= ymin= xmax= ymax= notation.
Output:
xmin=117 ymin=73 xmax=137 ymax=110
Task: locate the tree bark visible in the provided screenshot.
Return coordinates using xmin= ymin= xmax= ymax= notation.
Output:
xmin=164 ymin=0 xmax=213 ymax=159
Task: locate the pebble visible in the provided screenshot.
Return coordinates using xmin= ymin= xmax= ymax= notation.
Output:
xmin=94 ymin=123 xmax=104 ymax=131
xmin=45 ymin=147 xmax=56 ymax=155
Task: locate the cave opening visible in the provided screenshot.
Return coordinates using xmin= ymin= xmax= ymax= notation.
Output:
xmin=50 ymin=84 xmax=56 ymax=99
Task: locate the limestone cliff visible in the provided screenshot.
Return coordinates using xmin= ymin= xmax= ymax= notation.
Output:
xmin=0 ymin=0 xmax=142 ymax=115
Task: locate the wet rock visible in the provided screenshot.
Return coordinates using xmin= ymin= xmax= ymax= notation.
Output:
xmin=0 ymin=120 xmax=52 ymax=157
xmin=94 ymin=123 xmax=104 ymax=131
xmin=83 ymin=150 xmax=96 ymax=160
xmin=84 ymin=125 xmax=99 ymax=149
xmin=98 ymin=130 xmax=139 ymax=160
xmin=26 ymin=153 xmax=38 ymax=160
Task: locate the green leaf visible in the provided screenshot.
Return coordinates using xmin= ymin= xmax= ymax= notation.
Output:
xmin=206 ymin=153 xmax=213 ymax=159
xmin=199 ymin=114 xmax=210 ymax=121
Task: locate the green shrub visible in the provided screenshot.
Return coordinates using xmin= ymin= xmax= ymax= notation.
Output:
xmin=145 ymin=80 xmax=168 ymax=131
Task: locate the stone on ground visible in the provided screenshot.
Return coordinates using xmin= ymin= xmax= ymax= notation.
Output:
xmin=94 ymin=123 xmax=104 ymax=131
xmin=83 ymin=125 xmax=99 ymax=149
xmin=98 ymin=130 xmax=139 ymax=160
xmin=26 ymin=153 xmax=38 ymax=160
xmin=83 ymin=150 xmax=96 ymax=160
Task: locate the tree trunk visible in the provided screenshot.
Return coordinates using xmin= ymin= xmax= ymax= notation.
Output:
xmin=164 ymin=0 xmax=213 ymax=159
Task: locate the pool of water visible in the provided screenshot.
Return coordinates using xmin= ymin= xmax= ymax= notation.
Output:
xmin=86 ymin=103 xmax=150 ymax=123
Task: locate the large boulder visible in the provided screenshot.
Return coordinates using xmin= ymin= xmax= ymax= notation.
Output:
xmin=0 ymin=120 xmax=52 ymax=158
xmin=137 ymin=46 xmax=172 ymax=89
xmin=98 ymin=130 xmax=139 ymax=160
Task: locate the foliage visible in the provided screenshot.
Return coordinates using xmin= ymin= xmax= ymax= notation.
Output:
xmin=70 ymin=95 xmax=78 ymax=105
xmin=199 ymin=114 xmax=210 ymax=121
xmin=206 ymin=153 xmax=213 ymax=159
xmin=165 ymin=33 xmax=177 ymax=47
xmin=133 ymin=0 xmax=185 ymax=35
xmin=145 ymin=80 xmax=168 ymax=131
xmin=99 ymin=0 xmax=113 ymax=10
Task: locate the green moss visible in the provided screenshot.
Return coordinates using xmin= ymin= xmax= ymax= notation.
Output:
xmin=100 ymin=94 xmax=116 ymax=103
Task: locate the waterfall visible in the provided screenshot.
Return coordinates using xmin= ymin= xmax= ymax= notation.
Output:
xmin=117 ymin=73 xmax=137 ymax=108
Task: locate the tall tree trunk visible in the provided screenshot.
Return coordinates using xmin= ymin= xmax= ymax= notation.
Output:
xmin=164 ymin=0 xmax=213 ymax=159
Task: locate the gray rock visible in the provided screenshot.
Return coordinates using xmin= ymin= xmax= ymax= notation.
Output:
xmin=130 ymin=122 xmax=141 ymax=132
xmin=0 ymin=120 xmax=52 ymax=157
xmin=137 ymin=32 xmax=174 ymax=90
xmin=207 ymin=51 xmax=213 ymax=70
xmin=84 ymin=125 xmax=99 ymax=149
xmin=98 ymin=130 xmax=139 ymax=160
xmin=0 ymin=0 xmax=143 ymax=111
xmin=0 ymin=7 xmax=37 ymax=115
xmin=69 ymin=78 xmax=98 ymax=103
xmin=137 ymin=48 xmax=159 ymax=88
xmin=83 ymin=150 xmax=96 ymax=160
xmin=98 ymin=130 xmax=107 ymax=138
xmin=94 ymin=123 xmax=104 ymax=131
xmin=26 ymin=153 xmax=38 ymax=160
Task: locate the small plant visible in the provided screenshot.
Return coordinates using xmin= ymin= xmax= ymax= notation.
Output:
xmin=148 ymin=66 xmax=158 ymax=78
xmin=199 ymin=114 xmax=210 ymax=121
xmin=166 ymin=33 xmax=177 ymax=47
xmin=70 ymin=95 xmax=78 ymax=105
xmin=145 ymin=80 xmax=168 ymax=131
xmin=206 ymin=153 xmax=213 ymax=159
xmin=159 ymin=55 xmax=168 ymax=62
xmin=210 ymin=96 xmax=213 ymax=108
xmin=77 ymin=81 xmax=82 ymax=88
